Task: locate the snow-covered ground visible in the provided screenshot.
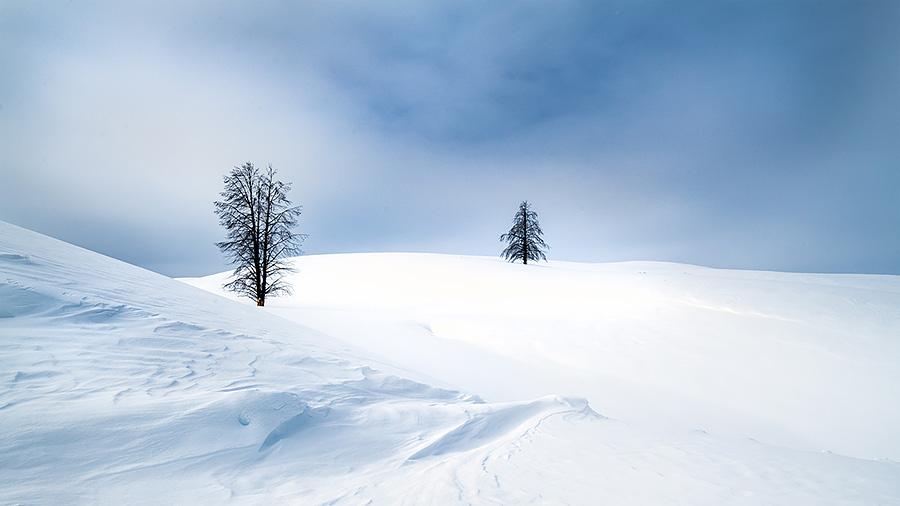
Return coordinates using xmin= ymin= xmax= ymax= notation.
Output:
xmin=3 ymin=220 xmax=899 ymax=504
xmin=187 ymin=252 xmax=900 ymax=461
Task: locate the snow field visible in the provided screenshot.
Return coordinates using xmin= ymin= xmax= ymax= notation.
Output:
xmin=3 ymin=221 xmax=900 ymax=504
xmin=209 ymin=252 xmax=900 ymax=461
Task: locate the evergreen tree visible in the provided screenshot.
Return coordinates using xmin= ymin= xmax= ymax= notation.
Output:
xmin=500 ymin=200 xmax=549 ymax=264
xmin=214 ymin=162 xmax=307 ymax=306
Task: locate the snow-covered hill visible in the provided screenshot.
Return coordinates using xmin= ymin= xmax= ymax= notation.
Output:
xmin=3 ymin=221 xmax=899 ymax=505
xmin=186 ymin=252 xmax=900 ymax=462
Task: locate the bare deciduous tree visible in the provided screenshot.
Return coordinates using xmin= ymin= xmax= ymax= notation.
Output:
xmin=214 ymin=162 xmax=306 ymax=306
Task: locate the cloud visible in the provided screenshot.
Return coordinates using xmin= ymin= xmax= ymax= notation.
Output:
xmin=1 ymin=0 xmax=897 ymax=275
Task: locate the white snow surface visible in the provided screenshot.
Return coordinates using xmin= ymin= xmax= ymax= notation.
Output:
xmin=2 ymin=221 xmax=899 ymax=505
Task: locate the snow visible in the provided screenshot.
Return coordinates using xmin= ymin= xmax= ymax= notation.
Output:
xmin=3 ymin=221 xmax=900 ymax=504
xmin=188 ymin=252 xmax=900 ymax=461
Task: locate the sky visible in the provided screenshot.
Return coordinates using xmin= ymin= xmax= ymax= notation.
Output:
xmin=1 ymin=0 xmax=898 ymax=277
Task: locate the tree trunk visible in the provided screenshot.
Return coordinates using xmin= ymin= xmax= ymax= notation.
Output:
xmin=522 ymin=231 xmax=528 ymax=264
xmin=257 ymin=297 xmax=265 ymax=306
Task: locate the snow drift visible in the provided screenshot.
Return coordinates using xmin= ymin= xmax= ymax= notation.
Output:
xmin=2 ymin=221 xmax=899 ymax=504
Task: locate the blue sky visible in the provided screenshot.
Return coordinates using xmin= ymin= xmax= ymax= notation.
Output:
xmin=1 ymin=0 xmax=898 ymax=276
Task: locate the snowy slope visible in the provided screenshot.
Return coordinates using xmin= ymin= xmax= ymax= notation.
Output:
xmin=3 ymin=221 xmax=899 ymax=505
xmin=187 ymin=253 xmax=900 ymax=462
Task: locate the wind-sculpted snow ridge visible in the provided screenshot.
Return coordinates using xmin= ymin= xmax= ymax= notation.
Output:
xmin=3 ymin=221 xmax=900 ymax=505
xmin=407 ymin=396 xmax=598 ymax=460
